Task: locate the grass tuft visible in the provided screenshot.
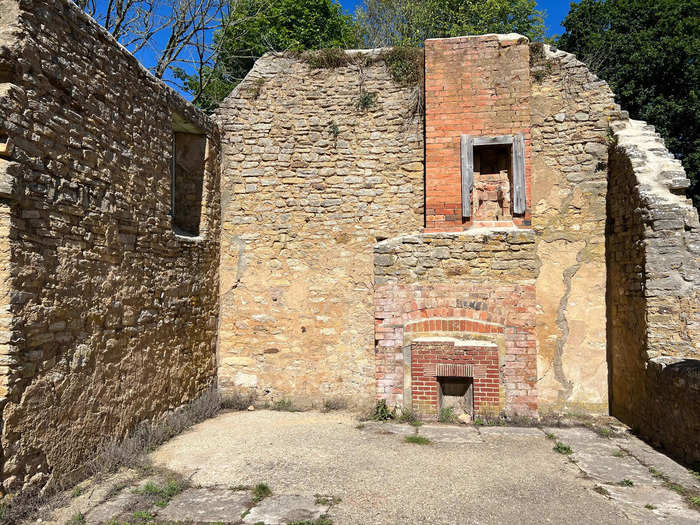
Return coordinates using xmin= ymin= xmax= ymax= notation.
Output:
xmin=404 ymin=435 xmax=431 ymax=445
xmin=618 ymin=479 xmax=634 ymax=487
xmin=553 ymin=442 xmax=573 ymax=455
xmin=594 ymin=485 xmax=610 ymax=496
xmin=253 ymin=482 xmax=272 ymax=503
xmin=438 ymin=407 xmax=457 ymax=424
xmin=645 ymin=503 xmax=657 ymax=510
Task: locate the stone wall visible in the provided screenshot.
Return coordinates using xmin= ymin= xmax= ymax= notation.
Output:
xmin=374 ymin=230 xmax=538 ymax=414
xmin=607 ymin=118 xmax=700 ymax=465
xmin=0 ymin=0 xmax=220 ymax=492
xmin=529 ymin=45 xmax=624 ymax=412
xmin=215 ymin=52 xmax=423 ymax=405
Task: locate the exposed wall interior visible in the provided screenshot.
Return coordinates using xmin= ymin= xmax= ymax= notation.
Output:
xmin=0 ymin=0 xmax=221 ymax=493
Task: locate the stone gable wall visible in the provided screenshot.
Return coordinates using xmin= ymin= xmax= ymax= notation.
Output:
xmin=0 ymin=0 xmax=220 ymax=493
xmin=215 ymin=52 xmax=423 ymax=405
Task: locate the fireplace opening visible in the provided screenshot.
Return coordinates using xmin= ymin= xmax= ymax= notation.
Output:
xmin=438 ymin=376 xmax=474 ymax=417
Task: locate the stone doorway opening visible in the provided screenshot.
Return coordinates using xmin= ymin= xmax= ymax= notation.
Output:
xmin=438 ymin=376 xmax=474 ymax=419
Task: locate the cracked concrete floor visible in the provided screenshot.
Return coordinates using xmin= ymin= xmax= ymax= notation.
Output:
xmin=48 ymin=410 xmax=699 ymax=524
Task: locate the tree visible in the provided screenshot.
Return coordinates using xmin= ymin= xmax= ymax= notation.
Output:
xmin=355 ymin=0 xmax=545 ymax=48
xmin=178 ymin=0 xmax=358 ymax=111
xmin=73 ymin=0 xmax=231 ymax=81
xmin=558 ymin=0 xmax=700 ymax=203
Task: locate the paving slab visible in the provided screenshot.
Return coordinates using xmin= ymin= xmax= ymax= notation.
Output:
xmin=85 ymin=492 xmax=145 ymax=523
xmin=573 ymin=452 xmax=658 ymax=486
xmin=156 ymin=487 xmax=253 ymax=522
xmin=477 ymin=426 xmax=543 ymax=436
xmin=619 ymin=436 xmax=700 ymax=491
xmin=241 ymin=495 xmax=329 ymax=525
xmin=543 ymin=426 xmax=603 ymax=443
xmin=360 ymin=421 xmax=415 ymax=435
xmin=603 ymin=484 xmax=699 ymax=524
xmin=417 ymin=424 xmax=484 ymax=443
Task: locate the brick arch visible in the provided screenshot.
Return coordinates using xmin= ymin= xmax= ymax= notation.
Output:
xmin=374 ymin=282 xmax=537 ymax=415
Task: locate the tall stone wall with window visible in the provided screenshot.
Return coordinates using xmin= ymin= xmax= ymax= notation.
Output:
xmin=215 ymin=52 xmax=424 ymax=406
xmin=0 ymin=0 xmax=220 ymax=493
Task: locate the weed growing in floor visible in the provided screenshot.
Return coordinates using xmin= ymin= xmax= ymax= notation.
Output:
xmin=438 ymin=407 xmax=457 ymax=424
xmin=253 ymin=482 xmax=272 ymax=503
xmin=645 ymin=503 xmax=657 ymax=510
xmin=68 ymin=512 xmax=86 ymax=525
xmin=220 ymin=390 xmax=256 ymax=411
xmin=71 ymin=486 xmax=84 ymax=498
xmin=133 ymin=510 xmax=154 ymax=522
xmin=665 ymin=482 xmax=685 ymax=494
xmin=272 ymin=399 xmax=298 ymax=412
xmin=553 ymin=442 xmax=573 ymax=455
xmin=612 ymin=449 xmax=626 ymax=458
xmin=138 ymin=479 xmax=185 ymax=507
xmin=371 ymin=400 xmax=394 ymax=421
xmin=322 ymin=397 xmax=347 ymax=412
xmin=596 ymin=427 xmax=613 ymax=438
xmin=594 ymin=485 xmax=610 ymax=496
xmin=314 ymin=494 xmax=342 ymax=506
xmin=689 ymin=496 xmax=700 ymax=508
xmin=618 ymin=479 xmax=634 ymax=487
xmin=397 ymin=406 xmax=421 ymax=425
xmin=473 ymin=417 xmax=485 ymax=426
xmin=355 ymin=423 xmax=366 ymax=430
xmin=545 ymin=432 xmax=557 ymax=440
xmin=649 ymin=466 xmax=666 ymax=479
xmin=405 ymin=435 xmax=431 ymax=445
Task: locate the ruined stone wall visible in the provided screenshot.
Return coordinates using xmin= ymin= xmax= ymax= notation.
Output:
xmin=607 ymin=119 xmax=700 ymax=464
xmin=0 ymin=0 xmax=220 ymax=492
xmin=529 ymin=45 xmax=624 ymax=412
xmin=215 ymin=52 xmax=423 ymax=405
xmin=374 ymin=230 xmax=538 ymax=414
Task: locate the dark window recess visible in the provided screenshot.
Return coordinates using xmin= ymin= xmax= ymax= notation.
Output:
xmin=460 ymin=134 xmax=526 ymax=220
xmin=171 ymin=114 xmax=206 ymax=236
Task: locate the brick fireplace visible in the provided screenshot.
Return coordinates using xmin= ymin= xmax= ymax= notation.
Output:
xmin=408 ymin=338 xmax=499 ymax=420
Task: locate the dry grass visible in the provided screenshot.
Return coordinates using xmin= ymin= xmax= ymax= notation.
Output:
xmin=1 ymin=386 xmax=222 ymax=525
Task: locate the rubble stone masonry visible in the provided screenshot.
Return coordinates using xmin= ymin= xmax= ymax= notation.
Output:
xmin=607 ymin=119 xmax=700 ymax=465
xmin=530 ymin=45 xmax=624 ymax=412
xmin=215 ymin=52 xmax=423 ymax=405
xmin=0 ymin=0 xmax=220 ymax=492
